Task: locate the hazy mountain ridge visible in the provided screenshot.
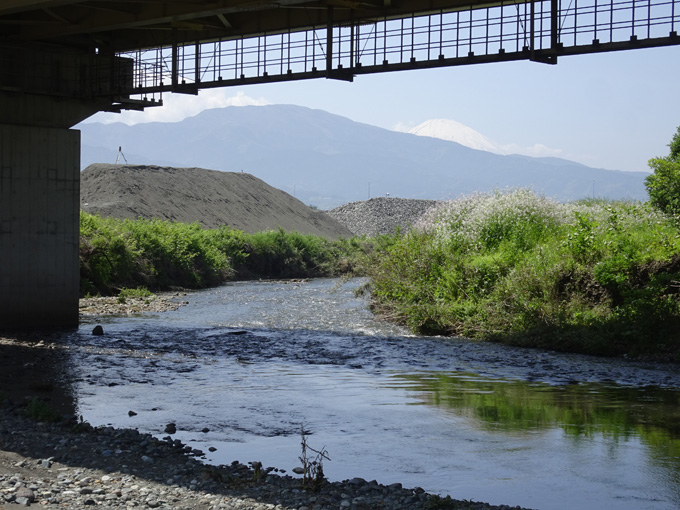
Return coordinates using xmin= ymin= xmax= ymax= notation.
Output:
xmin=80 ymin=105 xmax=648 ymax=209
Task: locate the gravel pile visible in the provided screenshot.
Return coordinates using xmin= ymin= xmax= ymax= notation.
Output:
xmin=81 ymin=164 xmax=353 ymax=239
xmin=0 ymin=405 xmax=532 ymax=510
xmin=327 ymin=198 xmax=439 ymax=237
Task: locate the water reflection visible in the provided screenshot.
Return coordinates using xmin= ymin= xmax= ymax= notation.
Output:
xmin=397 ymin=373 xmax=680 ymax=434
xmin=393 ymin=371 xmax=680 ymax=502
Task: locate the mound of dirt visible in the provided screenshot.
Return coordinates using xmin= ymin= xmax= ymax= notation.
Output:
xmin=81 ymin=164 xmax=353 ymax=238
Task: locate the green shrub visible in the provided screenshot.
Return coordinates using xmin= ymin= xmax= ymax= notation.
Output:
xmin=646 ymin=126 xmax=680 ymax=216
xmin=119 ymin=287 xmax=153 ymax=299
xmin=368 ymin=189 xmax=680 ymax=359
xmin=22 ymin=397 xmax=62 ymax=422
xmin=80 ymin=213 xmax=369 ymax=296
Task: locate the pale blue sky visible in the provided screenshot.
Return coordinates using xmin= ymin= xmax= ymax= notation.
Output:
xmin=86 ymin=44 xmax=680 ymax=173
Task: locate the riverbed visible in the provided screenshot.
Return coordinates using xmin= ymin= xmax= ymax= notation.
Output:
xmin=71 ymin=278 xmax=680 ymax=510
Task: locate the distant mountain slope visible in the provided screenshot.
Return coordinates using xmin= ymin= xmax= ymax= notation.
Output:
xmin=80 ymin=164 xmax=353 ymax=238
xmin=79 ymin=105 xmax=649 ymax=210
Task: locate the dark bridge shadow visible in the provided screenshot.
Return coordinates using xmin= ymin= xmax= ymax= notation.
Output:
xmin=0 ymin=332 xmax=76 ymax=417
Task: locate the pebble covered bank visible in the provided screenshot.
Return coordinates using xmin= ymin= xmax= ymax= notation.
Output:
xmin=0 ymin=401 xmax=532 ymax=510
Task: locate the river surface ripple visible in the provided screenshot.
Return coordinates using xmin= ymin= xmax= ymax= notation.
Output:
xmin=70 ymin=278 xmax=680 ymax=510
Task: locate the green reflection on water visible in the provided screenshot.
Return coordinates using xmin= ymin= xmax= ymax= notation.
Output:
xmin=392 ymin=372 xmax=680 ymax=458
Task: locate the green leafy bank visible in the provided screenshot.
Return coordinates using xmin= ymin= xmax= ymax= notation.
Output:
xmin=367 ymin=189 xmax=680 ymax=360
xmin=80 ymin=212 xmax=368 ymax=296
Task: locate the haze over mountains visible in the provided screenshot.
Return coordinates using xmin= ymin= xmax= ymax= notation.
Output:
xmin=80 ymin=105 xmax=649 ymax=210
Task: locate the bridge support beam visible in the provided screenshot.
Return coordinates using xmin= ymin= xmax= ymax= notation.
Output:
xmin=0 ymin=40 xmax=120 ymax=329
xmin=0 ymin=122 xmax=80 ymax=327
xmin=0 ymin=92 xmax=105 ymax=328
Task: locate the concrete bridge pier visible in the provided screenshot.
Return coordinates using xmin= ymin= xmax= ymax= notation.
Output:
xmin=0 ymin=94 xmax=103 ymax=328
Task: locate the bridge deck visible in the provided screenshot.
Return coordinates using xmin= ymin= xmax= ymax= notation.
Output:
xmin=1 ymin=0 xmax=678 ymax=110
xmin=120 ymin=0 xmax=679 ymax=102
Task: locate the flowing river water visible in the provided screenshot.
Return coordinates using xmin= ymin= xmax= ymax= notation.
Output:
xmin=69 ymin=278 xmax=680 ymax=510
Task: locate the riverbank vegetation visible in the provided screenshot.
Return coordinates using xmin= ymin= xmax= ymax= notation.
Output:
xmin=367 ymin=188 xmax=680 ymax=360
xmin=79 ymin=128 xmax=680 ymax=361
xmin=80 ymin=213 xmax=369 ymax=296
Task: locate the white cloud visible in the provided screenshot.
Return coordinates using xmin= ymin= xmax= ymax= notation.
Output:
xmin=84 ymin=90 xmax=270 ymax=125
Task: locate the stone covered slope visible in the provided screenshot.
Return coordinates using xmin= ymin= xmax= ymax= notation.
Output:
xmin=81 ymin=164 xmax=353 ymax=238
xmin=328 ymin=197 xmax=439 ymax=237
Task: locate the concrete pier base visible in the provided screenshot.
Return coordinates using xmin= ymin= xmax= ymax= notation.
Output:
xmin=0 ymin=124 xmax=81 ymax=327
xmin=0 ymin=41 xmax=116 ymax=329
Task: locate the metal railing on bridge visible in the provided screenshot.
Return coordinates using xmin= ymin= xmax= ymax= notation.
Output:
xmin=115 ymin=0 xmax=679 ymax=103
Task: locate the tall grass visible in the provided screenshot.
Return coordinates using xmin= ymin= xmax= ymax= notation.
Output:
xmin=369 ymin=189 xmax=680 ymax=359
xmin=80 ymin=213 xmax=368 ymax=296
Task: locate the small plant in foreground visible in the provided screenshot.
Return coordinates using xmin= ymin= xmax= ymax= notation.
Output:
xmin=299 ymin=427 xmax=330 ymax=490
xmin=424 ymin=495 xmax=461 ymax=509
xmin=71 ymin=415 xmax=93 ymax=433
xmin=22 ymin=397 xmax=62 ymax=422
xmin=250 ymin=461 xmax=263 ymax=481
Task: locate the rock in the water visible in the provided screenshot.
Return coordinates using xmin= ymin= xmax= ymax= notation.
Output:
xmin=164 ymin=423 xmax=177 ymax=434
xmin=92 ymin=325 xmax=104 ymax=336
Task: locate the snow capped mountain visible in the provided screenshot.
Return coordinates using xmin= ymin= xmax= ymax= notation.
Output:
xmin=407 ymin=118 xmax=564 ymax=159
xmin=409 ymin=119 xmax=504 ymax=154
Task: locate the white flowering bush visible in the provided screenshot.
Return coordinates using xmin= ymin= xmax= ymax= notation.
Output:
xmin=416 ymin=188 xmax=570 ymax=253
xmin=417 ymin=190 xmax=676 ymax=261
xmin=368 ymin=189 xmax=680 ymax=359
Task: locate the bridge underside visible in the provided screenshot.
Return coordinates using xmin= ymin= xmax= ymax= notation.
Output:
xmin=0 ymin=0 xmax=678 ymax=328
xmin=121 ymin=0 xmax=680 ymax=98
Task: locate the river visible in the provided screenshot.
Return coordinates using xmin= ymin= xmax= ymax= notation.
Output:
xmin=70 ymin=278 xmax=680 ymax=510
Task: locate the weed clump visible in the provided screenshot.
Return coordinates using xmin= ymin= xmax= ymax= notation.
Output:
xmin=298 ymin=427 xmax=330 ymax=491
xmin=22 ymin=397 xmax=62 ymax=423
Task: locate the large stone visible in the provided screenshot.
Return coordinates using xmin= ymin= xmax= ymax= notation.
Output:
xmin=15 ymin=487 xmax=35 ymax=504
